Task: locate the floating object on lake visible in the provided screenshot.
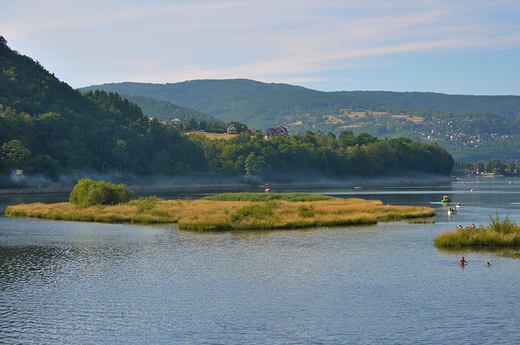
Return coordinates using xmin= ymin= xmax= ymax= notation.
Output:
xmin=441 ymin=195 xmax=452 ymax=203
xmin=455 ymin=203 xmax=462 ymax=208
xmin=486 ymin=262 xmax=491 ymax=266
xmin=462 ymin=181 xmax=465 ymax=184
xmin=509 ymin=181 xmax=513 ymax=184
xmin=447 ymin=208 xmax=457 ymax=214
xmin=471 ymin=188 xmax=475 ymax=192
xmin=354 ymin=186 xmax=363 ymax=189
xmin=264 ymin=188 xmax=271 ymax=193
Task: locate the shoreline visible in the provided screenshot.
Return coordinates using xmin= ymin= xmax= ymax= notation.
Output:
xmin=0 ymin=175 xmax=455 ymax=196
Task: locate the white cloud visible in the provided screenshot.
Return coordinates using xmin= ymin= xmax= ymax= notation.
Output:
xmin=1 ymin=0 xmax=519 ymax=92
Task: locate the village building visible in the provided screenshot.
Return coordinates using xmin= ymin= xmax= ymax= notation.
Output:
xmin=265 ymin=126 xmax=288 ymax=140
xmin=226 ymin=122 xmax=238 ymax=134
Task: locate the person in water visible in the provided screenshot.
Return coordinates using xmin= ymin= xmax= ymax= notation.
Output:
xmin=459 ymin=257 xmax=468 ymax=265
xmin=486 ymin=262 xmax=491 ymax=266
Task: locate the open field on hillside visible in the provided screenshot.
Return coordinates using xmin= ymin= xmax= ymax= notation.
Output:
xmin=187 ymin=132 xmax=235 ymax=140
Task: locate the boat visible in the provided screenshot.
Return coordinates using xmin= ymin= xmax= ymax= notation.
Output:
xmin=447 ymin=208 xmax=457 ymax=214
xmin=441 ymin=195 xmax=452 ymax=203
xmin=264 ymin=188 xmax=271 ymax=193
xmin=455 ymin=203 xmax=462 ymax=208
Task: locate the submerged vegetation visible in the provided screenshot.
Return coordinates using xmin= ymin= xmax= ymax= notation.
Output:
xmin=5 ymin=193 xmax=435 ymax=231
xmin=434 ymin=212 xmax=520 ymax=247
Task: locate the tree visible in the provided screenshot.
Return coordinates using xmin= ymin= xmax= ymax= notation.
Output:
xmin=113 ymin=140 xmax=129 ymax=174
xmin=69 ymin=178 xmax=134 ymax=208
xmin=0 ymin=36 xmax=7 ymax=45
xmin=244 ymin=152 xmax=268 ymax=176
xmin=1 ymin=140 xmax=31 ymax=169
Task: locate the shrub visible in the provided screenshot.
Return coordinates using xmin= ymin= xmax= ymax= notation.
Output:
xmin=230 ymin=202 xmax=276 ymax=223
xmin=131 ymin=195 xmax=160 ymax=213
xmin=488 ymin=211 xmax=517 ymax=234
xmin=298 ymin=204 xmax=315 ymax=218
xmin=69 ymin=178 xmax=134 ymax=208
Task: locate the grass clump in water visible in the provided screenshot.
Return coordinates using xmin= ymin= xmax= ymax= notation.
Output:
xmin=434 ymin=211 xmax=520 ymax=247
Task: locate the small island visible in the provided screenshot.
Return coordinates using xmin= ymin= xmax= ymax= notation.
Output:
xmin=5 ymin=182 xmax=435 ymax=231
xmin=434 ymin=212 xmax=520 ymax=248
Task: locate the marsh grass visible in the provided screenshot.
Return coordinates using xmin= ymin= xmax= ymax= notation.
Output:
xmin=6 ymin=193 xmax=435 ymax=231
xmin=434 ymin=212 xmax=520 ymax=247
xmin=203 ymin=192 xmax=333 ymax=202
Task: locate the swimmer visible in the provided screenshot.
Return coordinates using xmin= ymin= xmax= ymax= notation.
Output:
xmin=486 ymin=262 xmax=491 ymax=266
xmin=459 ymin=257 xmax=468 ymax=266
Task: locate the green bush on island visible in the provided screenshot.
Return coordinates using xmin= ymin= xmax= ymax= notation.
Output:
xmin=130 ymin=195 xmax=160 ymax=213
xmin=69 ymin=178 xmax=134 ymax=208
xmin=434 ymin=212 xmax=520 ymax=247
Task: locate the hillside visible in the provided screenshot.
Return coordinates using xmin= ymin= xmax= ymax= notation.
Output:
xmin=0 ymin=38 xmax=455 ymax=187
xmin=344 ymin=91 xmax=520 ymax=120
xmin=121 ymin=94 xmax=225 ymax=126
xmin=82 ymin=80 xmax=437 ymax=133
xmin=83 ymin=80 xmax=520 ymax=161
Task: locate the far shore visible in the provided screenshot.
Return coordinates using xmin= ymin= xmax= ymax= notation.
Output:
xmin=0 ymin=174 xmax=455 ymax=196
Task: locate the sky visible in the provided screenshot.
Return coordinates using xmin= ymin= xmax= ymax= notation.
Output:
xmin=1 ymin=0 xmax=520 ymax=95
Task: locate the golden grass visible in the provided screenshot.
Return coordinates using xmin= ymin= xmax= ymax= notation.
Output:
xmin=5 ymin=197 xmax=435 ymax=231
xmin=187 ymin=132 xmax=236 ymax=140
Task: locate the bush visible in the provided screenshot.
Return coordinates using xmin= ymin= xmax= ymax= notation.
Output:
xmin=130 ymin=195 xmax=160 ymax=213
xmin=69 ymin=178 xmax=134 ymax=208
xmin=298 ymin=204 xmax=315 ymax=217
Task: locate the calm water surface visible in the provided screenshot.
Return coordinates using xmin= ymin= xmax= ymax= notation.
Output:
xmin=1 ymin=178 xmax=520 ymax=344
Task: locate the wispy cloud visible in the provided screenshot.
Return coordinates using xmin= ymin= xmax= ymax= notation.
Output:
xmin=1 ymin=0 xmax=519 ymax=93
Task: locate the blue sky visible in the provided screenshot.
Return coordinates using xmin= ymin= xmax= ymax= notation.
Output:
xmin=2 ymin=0 xmax=519 ymax=95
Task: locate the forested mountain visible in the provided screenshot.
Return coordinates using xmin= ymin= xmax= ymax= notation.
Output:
xmin=83 ymin=80 xmax=520 ymax=162
xmin=121 ymin=94 xmax=225 ymax=126
xmin=82 ymin=80 xmax=444 ymax=132
xmin=0 ymin=38 xmax=454 ymax=187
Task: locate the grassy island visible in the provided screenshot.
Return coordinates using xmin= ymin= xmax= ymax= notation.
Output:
xmin=434 ymin=212 xmax=520 ymax=247
xmin=5 ymin=192 xmax=435 ymax=231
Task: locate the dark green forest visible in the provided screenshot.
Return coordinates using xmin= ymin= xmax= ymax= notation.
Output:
xmin=0 ymin=38 xmax=454 ymax=187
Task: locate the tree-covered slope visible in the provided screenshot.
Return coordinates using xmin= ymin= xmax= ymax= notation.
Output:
xmin=121 ymin=94 xmax=225 ymax=125
xmin=344 ymin=91 xmax=520 ymax=120
xmin=0 ymin=38 xmax=206 ymax=183
xmin=82 ymin=79 xmax=422 ymax=131
xmin=1 ymin=38 xmax=455 ymax=187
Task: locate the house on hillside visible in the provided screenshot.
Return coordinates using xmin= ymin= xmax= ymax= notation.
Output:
xmin=148 ymin=117 xmax=186 ymax=128
xmin=265 ymin=126 xmax=288 ymax=139
xmin=314 ymin=130 xmax=325 ymax=136
xmin=226 ymin=122 xmax=238 ymax=133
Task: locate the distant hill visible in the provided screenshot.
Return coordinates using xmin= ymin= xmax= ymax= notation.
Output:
xmin=343 ymin=91 xmax=520 ymax=120
xmin=81 ymin=79 xmax=431 ymax=133
xmin=120 ymin=94 xmax=225 ymax=126
xmin=82 ymin=80 xmax=520 ymax=162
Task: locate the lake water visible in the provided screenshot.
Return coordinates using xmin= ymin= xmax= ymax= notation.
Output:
xmin=1 ymin=178 xmax=520 ymax=344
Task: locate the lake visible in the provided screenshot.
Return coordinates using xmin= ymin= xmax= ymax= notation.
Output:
xmin=1 ymin=177 xmax=520 ymax=344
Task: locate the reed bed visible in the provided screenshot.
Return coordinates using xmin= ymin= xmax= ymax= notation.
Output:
xmin=6 ymin=194 xmax=435 ymax=231
xmin=434 ymin=212 xmax=520 ymax=247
